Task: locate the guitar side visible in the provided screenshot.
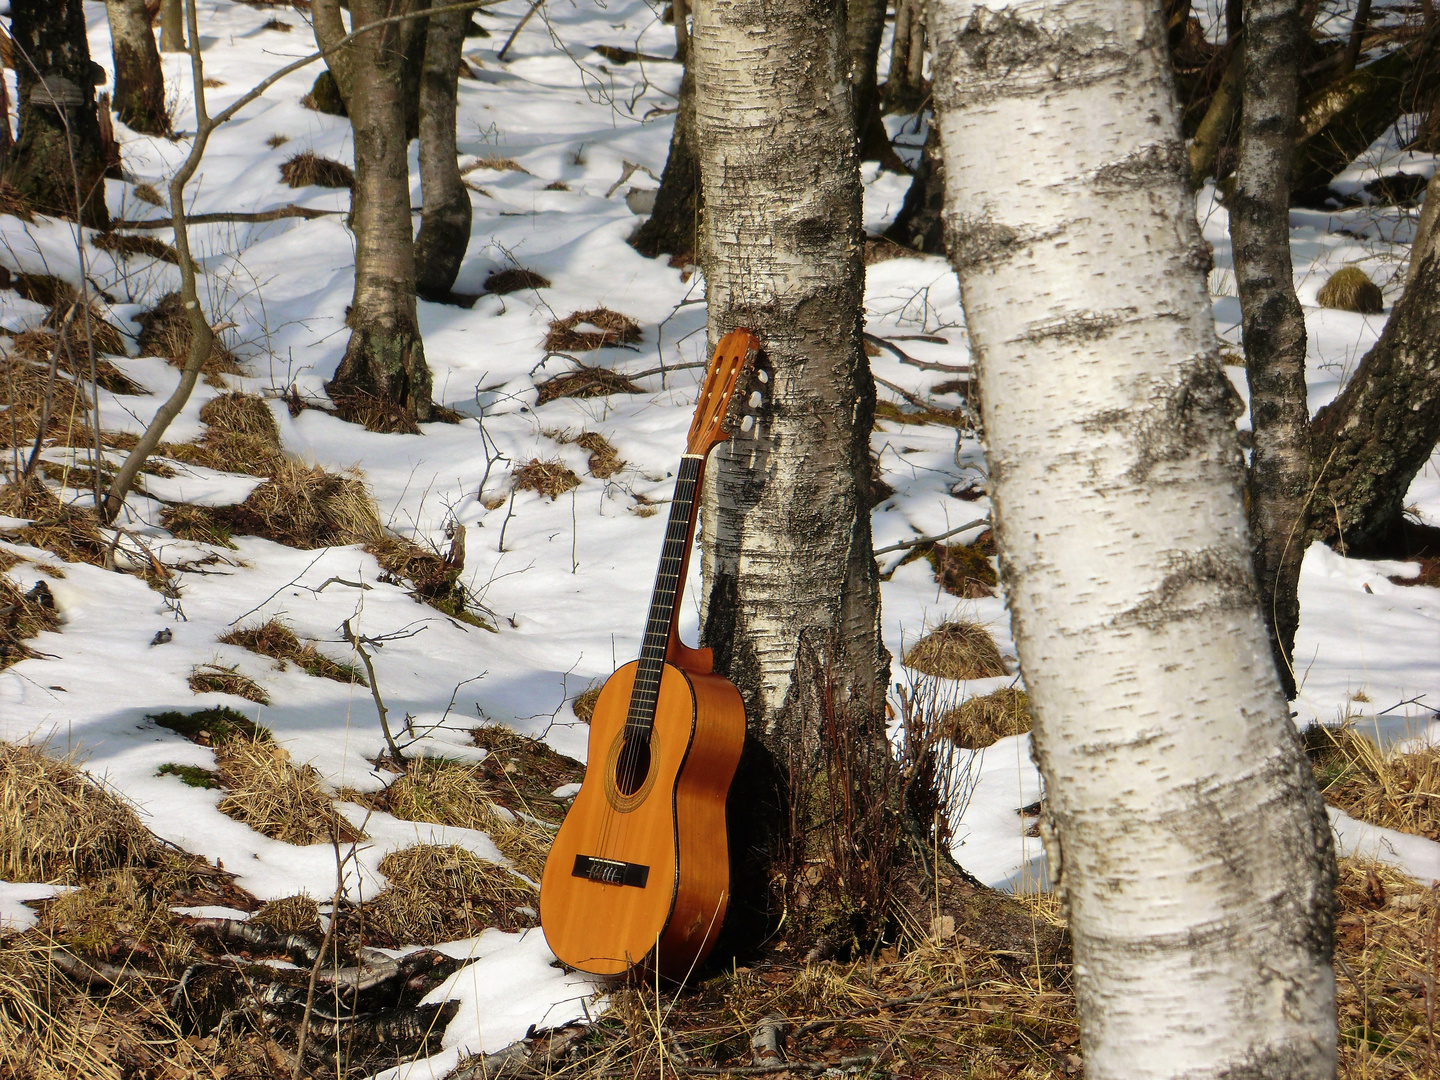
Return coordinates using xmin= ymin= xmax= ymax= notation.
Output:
xmin=540 ymin=662 xmax=744 ymax=978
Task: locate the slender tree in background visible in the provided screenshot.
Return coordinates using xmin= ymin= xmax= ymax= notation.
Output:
xmin=1230 ymin=0 xmax=1309 ymax=697
xmin=885 ymin=0 xmax=927 ymax=110
xmin=324 ymin=0 xmax=435 ymax=429
xmin=414 ymin=2 xmax=471 ymax=299
xmin=6 ymin=0 xmax=110 ymax=227
xmin=312 ymin=0 xmax=358 ymax=107
xmin=694 ymin=0 xmax=889 ymax=939
xmin=159 ymin=0 xmax=186 ymax=52
xmin=628 ymin=59 xmax=699 ymax=259
xmin=105 ymin=0 xmax=170 ymax=134
xmin=928 ymin=0 xmax=1336 ymax=1072
xmin=847 ymin=0 xmax=897 ymax=163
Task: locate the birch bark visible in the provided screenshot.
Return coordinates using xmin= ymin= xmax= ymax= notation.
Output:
xmin=105 ymin=0 xmax=169 ymax=134
xmin=927 ymin=0 xmax=1336 ymax=1072
xmin=693 ymin=0 xmax=887 ymax=741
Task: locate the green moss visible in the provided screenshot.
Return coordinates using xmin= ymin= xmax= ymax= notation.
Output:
xmin=157 ymin=762 xmax=222 ymax=789
xmin=147 ymin=706 xmax=267 ymax=745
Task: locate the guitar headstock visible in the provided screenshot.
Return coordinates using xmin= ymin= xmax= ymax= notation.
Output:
xmin=686 ymin=329 xmax=761 ymax=456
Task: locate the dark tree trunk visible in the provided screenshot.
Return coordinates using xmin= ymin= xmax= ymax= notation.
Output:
xmin=1341 ymin=0 xmax=1372 ymax=75
xmin=1187 ymin=35 xmax=1243 ymax=188
xmin=1311 ymin=250 xmax=1440 ymax=551
xmin=629 ymin=59 xmax=700 ymax=260
xmin=1231 ymin=0 xmax=1308 ymax=698
xmin=399 ymin=0 xmax=431 ymax=141
xmin=6 ymin=0 xmax=109 ymax=227
xmin=846 ymin=0 xmax=890 ymax=162
xmin=106 ymin=0 xmax=169 ymax=135
xmin=159 ymin=0 xmax=185 ymax=52
xmin=325 ymin=0 xmax=434 ymax=430
xmin=414 ymin=4 xmax=471 ymax=300
xmin=883 ymin=0 xmax=926 ymax=112
xmin=312 ymin=0 xmax=357 ymax=109
xmin=883 ymin=123 xmax=944 ymax=252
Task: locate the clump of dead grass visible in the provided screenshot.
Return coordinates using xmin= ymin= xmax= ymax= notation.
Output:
xmin=132 ymin=182 xmax=165 ymax=207
xmin=250 ymin=893 xmax=321 ymax=937
xmin=572 ymin=682 xmax=602 ymax=723
xmin=535 ymin=361 xmax=646 ymax=405
xmin=469 ymin=723 xmax=585 ymax=825
xmin=195 ymin=391 xmax=283 ymax=474
xmin=939 ymin=686 xmax=1032 ymax=749
xmin=926 ymin=529 xmax=998 ymax=598
xmin=368 ymin=844 xmax=535 ymax=943
xmin=41 ymin=867 xmax=192 ymax=961
xmin=160 ymin=503 xmax=236 ymax=547
xmin=214 ymin=734 xmax=364 ymax=845
xmin=903 ymin=621 xmax=1009 ymax=680
xmin=462 ymin=157 xmax=530 ymax=175
xmin=189 ymin=663 xmax=270 ymax=705
xmin=0 ymin=742 xmax=158 ymax=883
xmin=279 ymin=150 xmax=355 ymax=190
xmin=1317 ymin=266 xmax=1384 ymax=314
xmin=219 ymin=618 xmax=366 ymax=686
xmin=1305 ymin=722 xmax=1440 ymax=841
xmin=0 ymin=570 xmax=60 ymax=670
xmin=544 ymin=308 xmax=642 ymax=352
xmin=91 ymin=232 xmax=181 ymax=265
xmin=513 ymin=458 xmax=580 ymax=499
xmin=0 ymin=478 xmax=111 ymax=569
xmin=484 ymin=268 xmax=550 ymax=294
xmin=575 ymin=431 xmax=624 ymax=478
xmin=136 ymin=292 xmax=243 ymax=378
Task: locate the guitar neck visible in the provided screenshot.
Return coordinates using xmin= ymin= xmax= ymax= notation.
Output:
xmin=625 ymin=453 xmax=704 ymax=739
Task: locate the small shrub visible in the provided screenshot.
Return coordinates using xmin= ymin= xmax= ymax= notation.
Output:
xmin=484 ymin=268 xmax=550 ymax=294
xmin=939 ymin=687 xmax=1032 ymax=749
xmin=902 ymin=621 xmax=1009 ymax=680
xmin=544 ymin=308 xmax=642 ymax=352
xmin=575 ymin=431 xmax=624 ymax=478
xmin=513 ymin=458 xmax=580 ymax=499
xmin=189 ymin=663 xmax=270 ymax=705
xmin=1317 ymin=266 xmax=1384 ymax=314
xmin=214 ymin=734 xmax=364 ymax=845
xmin=219 ymin=619 xmax=366 ymax=685
xmin=368 ymin=844 xmax=535 ymax=943
xmin=279 ymin=151 xmax=354 ymax=190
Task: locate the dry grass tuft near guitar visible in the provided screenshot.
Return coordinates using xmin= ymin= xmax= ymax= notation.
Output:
xmin=540 ymin=329 xmax=760 ymax=979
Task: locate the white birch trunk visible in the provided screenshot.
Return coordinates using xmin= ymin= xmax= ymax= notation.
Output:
xmin=927 ymin=0 xmax=1337 ymax=1074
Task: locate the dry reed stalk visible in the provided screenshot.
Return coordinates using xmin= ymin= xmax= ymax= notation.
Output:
xmin=369 ymin=844 xmax=536 ymax=943
xmin=939 ymin=687 xmax=1032 ymax=749
xmin=214 ymin=734 xmax=364 ymax=846
xmin=0 ymin=742 xmax=158 ymax=883
xmin=903 ymin=621 xmax=1010 ymax=680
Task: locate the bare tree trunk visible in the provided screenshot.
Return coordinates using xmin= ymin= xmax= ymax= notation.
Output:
xmin=1231 ymin=0 xmax=1308 ymax=698
xmin=399 ymin=0 xmax=431 ymax=141
xmin=629 ymin=58 xmax=700 ymax=259
xmin=672 ymin=0 xmax=689 ymax=62
xmin=159 ymin=0 xmax=185 ymax=52
xmin=6 ymin=0 xmax=110 ymax=228
xmin=885 ymin=0 xmax=928 ymax=111
xmin=105 ymin=0 xmax=169 ymax=134
xmin=1186 ymin=34 xmax=1242 ymax=188
xmin=1340 ymin=0 xmax=1372 ymax=75
xmin=325 ymin=0 xmax=434 ymax=430
xmin=847 ymin=0 xmax=892 ymax=161
xmin=928 ymin=0 xmax=1337 ymax=1072
xmin=1409 ymin=172 xmax=1440 ymax=286
xmin=414 ymin=3 xmax=470 ymax=300
xmin=312 ymin=0 xmax=357 ymax=108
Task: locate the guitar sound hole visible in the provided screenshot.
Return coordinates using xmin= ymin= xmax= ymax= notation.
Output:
xmin=615 ymin=734 xmax=652 ymax=796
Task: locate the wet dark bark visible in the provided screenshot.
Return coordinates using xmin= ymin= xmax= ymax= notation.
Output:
xmin=6 ymin=0 xmax=109 ymax=227
xmin=106 ymin=0 xmax=169 ymax=135
xmin=414 ymin=4 xmax=471 ymax=300
xmin=325 ymin=0 xmax=434 ymax=429
xmin=1231 ymin=0 xmax=1308 ymax=698
xmin=883 ymin=123 xmax=944 ymax=252
xmin=847 ymin=0 xmax=890 ymax=161
xmin=1340 ymin=0 xmax=1372 ymax=75
xmin=884 ymin=0 xmax=927 ymax=111
xmin=629 ymin=59 xmax=700 ymax=260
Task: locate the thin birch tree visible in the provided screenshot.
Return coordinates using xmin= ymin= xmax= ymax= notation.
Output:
xmin=927 ymin=0 xmax=1337 ymax=1073
xmin=105 ymin=0 xmax=169 ymax=134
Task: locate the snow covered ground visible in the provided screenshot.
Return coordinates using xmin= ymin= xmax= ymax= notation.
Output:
xmin=1 ymin=0 xmax=1438 ymax=1066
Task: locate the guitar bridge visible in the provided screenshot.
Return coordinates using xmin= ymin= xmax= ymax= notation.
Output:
xmin=573 ymin=854 xmax=649 ymax=888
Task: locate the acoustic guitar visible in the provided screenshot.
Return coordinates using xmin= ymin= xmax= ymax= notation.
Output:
xmin=539 ymin=329 xmax=758 ymax=979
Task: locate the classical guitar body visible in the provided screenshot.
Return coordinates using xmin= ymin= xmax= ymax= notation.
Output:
xmin=540 ymin=329 xmax=761 ymax=980
xmin=540 ymin=661 xmax=744 ymax=979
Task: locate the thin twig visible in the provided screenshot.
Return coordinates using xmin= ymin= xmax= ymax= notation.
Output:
xmin=295 ymin=857 xmax=345 ymax=1078
xmin=793 ymin=980 xmax=986 ymax=1037
xmin=343 ymin=618 xmax=406 ymax=763
xmin=864 ymin=332 xmax=968 ymax=373
xmin=873 ymin=517 xmax=989 ymax=556
xmin=498 ymin=0 xmax=546 ymax=61
xmin=111 ymin=204 xmax=348 ymax=229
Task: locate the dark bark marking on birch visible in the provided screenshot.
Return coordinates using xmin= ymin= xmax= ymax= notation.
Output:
xmin=946 ymin=7 xmax=1137 ymax=104
xmin=1089 ymin=140 xmax=1188 ymax=189
xmin=1018 ymin=309 xmax=1137 ymax=343
xmin=1109 ymin=546 xmax=1255 ymax=627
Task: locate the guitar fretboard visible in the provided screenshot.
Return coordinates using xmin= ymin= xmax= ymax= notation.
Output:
xmin=624 ymin=454 xmax=702 ymax=740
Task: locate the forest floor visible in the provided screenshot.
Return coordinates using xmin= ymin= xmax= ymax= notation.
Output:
xmin=1 ymin=0 xmax=1439 ymax=1076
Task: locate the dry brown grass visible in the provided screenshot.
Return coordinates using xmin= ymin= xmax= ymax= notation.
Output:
xmin=484 ymin=268 xmax=550 ymax=294
xmin=0 ymin=479 xmax=111 ymax=570
xmin=544 ymin=307 xmax=642 ymax=352
xmin=265 ymin=133 xmax=290 ymax=149
xmin=0 ymin=742 xmax=158 ymax=884
xmin=214 ymin=734 xmax=365 ymax=846
xmin=575 ymin=431 xmax=624 ymax=478
xmin=462 ymin=156 xmax=530 ymax=174
xmin=194 ymin=391 xmax=283 ymax=475
xmin=91 ymin=232 xmax=180 ymax=265
xmin=926 ymin=530 xmax=998 ymax=598
xmin=131 ymin=182 xmax=165 ymax=207
xmin=40 ymin=867 xmax=192 ymax=961
xmin=250 ymin=893 xmax=321 ymax=937
xmin=368 ymin=844 xmax=535 ymax=943
xmin=572 ymin=682 xmax=602 ymax=723
xmin=513 ymin=457 xmax=580 ymax=499
xmin=279 ymin=150 xmax=355 ymax=189
xmin=535 ymin=361 xmax=646 ymax=405
xmin=219 ymin=618 xmax=366 ymax=685
xmin=1317 ymin=266 xmax=1385 ymax=314
xmin=1307 ymin=723 xmax=1440 ymax=841
xmin=903 ymin=621 xmax=1009 ymax=680
xmin=189 ymin=663 xmax=270 ymax=704
xmin=940 ymin=687 xmax=1032 ymax=749
xmin=175 ymin=460 xmax=383 ymax=551
xmin=0 ymin=569 xmax=60 ymax=670
xmin=136 ymin=292 xmax=243 ymax=378
xmin=159 ymin=503 xmax=237 ymax=547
